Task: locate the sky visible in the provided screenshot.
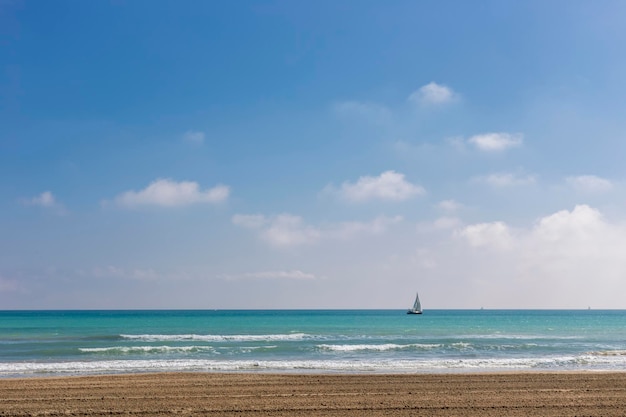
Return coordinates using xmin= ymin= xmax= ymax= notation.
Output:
xmin=2 ymin=0 xmax=626 ymax=309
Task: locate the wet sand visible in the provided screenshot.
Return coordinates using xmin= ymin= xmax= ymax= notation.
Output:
xmin=1 ymin=372 xmax=626 ymax=416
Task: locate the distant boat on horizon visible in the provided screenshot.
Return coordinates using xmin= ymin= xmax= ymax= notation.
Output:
xmin=407 ymin=292 xmax=422 ymax=315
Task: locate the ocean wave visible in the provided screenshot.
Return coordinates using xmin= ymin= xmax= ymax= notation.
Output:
xmin=79 ymin=346 xmax=217 ymax=355
xmin=317 ymin=343 xmax=442 ymax=352
xmin=120 ymin=333 xmax=310 ymax=342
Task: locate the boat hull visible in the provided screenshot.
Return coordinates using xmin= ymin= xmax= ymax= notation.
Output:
xmin=406 ymin=310 xmax=422 ymax=315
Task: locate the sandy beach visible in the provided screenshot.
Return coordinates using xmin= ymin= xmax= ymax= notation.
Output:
xmin=1 ymin=372 xmax=626 ymax=416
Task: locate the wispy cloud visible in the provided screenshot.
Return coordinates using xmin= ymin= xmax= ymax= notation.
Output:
xmin=113 ymin=178 xmax=229 ymax=208
xmin=475 ymin=172 xmax=536 ymax=187
xmin=89 ymin=266 xmax=159 ymax=281
xmin=20 ymin=191 xmax=66 ymax=214
xmin=233 ymin=214 xmax=402 ymax=248
xmin=437 ymin=199 xmax=463 ymax=213
xmin=182 ymin=130 xmax=205 ymax=145
xmin=326 ymin=171 xmax=425 ymax=202
xmin=408 ymin=82 xmax=459 ymax=106
xmin=26 ymin=191 xmax=56 ymax=207
xmin=468 ymin=132 xmax=523 ymax=152
xmin=566 ymin=175 xmax=613 ymax=192
xmin=258 ymin=214 xmax=321 ymax=247
xmin=221 ymin=270 xmax=317 ymax=281
xmin=332 ymin=100 xmax=392 ymax=125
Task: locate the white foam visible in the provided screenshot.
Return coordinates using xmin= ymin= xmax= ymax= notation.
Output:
xmin=317 ymin=343 xmax=441 ymax=352
xmin=3 ymin=353 xmax=626 ymax=377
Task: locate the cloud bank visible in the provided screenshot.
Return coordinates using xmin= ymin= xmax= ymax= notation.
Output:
xmin=566 ymin=175 xmax=613 ymax=192
xmin=233 ymin=213 xmax=402 ymax=247
xmin=454 ymin=205 xmax=626 ymax=307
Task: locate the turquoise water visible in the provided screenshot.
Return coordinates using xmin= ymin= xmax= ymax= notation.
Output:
xmin=1 ymin=310 xmax=625 ymax=377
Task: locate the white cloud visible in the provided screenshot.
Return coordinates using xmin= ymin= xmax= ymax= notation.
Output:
xmin=114 ymin=178 xmax=230 ymax=208
xmin=222 ymin=270 xmax=317 ymax=281
xmin=532 ymin=205 xmax=606 ymax=244
xmin=566 ymin=175 xmax=613 ymax=192
xmin=182 ymin=130 xmax=205 ymax=145
xmin=476 ymin=172 xmax=537 ymax=187
xmin=27 ymin=191 xmax=56 ymax=207
xmin=232 ymin=214 xmax=402 ymax=248
xmin=408 ymin=82 xmax=458 ymax=106
xmin=90 ymin=266 xmax=159 ymax=281
xmin=468 ymin=132 xmax=523 ymax=152
xmin=328 ymin=171 xmax=425 ymax=202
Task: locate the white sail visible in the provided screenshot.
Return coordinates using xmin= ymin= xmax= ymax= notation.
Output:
xmin=412 ymin=292 xmax=421 ymax=312
xmin=407 ymin=292 xmax=422 ymax=314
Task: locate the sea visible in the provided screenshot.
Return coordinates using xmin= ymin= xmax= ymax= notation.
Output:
xmin=1 ymin=309 xmax=626 ymax=378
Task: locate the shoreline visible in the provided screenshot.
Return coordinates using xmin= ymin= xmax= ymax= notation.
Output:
xmin=2 ymin=371 xmax=626 ymax=416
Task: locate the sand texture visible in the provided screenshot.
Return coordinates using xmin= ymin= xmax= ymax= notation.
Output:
xmin=1 ymin=372 xmax=626 ymax=416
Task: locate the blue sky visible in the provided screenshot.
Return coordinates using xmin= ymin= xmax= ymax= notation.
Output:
xmin=2 ymin=0 xmax=626 ymax=309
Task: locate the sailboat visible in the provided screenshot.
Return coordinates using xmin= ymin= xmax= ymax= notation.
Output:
xmin=406 ymin=292 xmax=422 ymax=315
